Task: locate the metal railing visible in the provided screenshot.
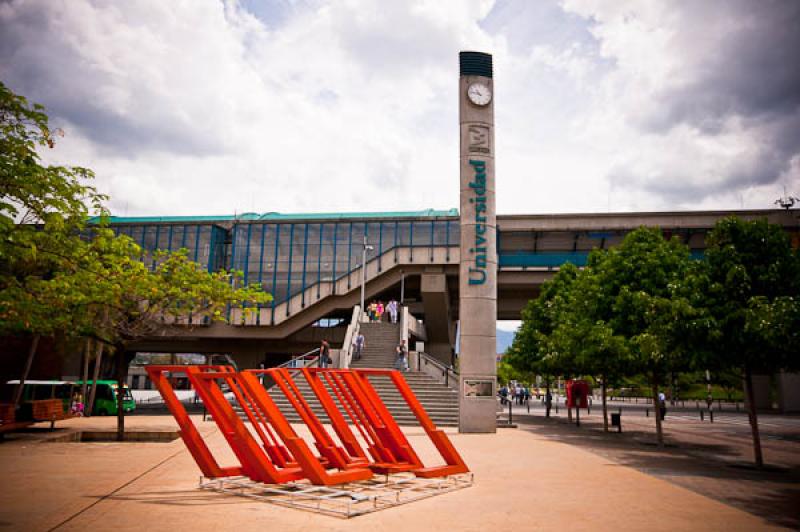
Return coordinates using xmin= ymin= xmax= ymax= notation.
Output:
xmin=275 ymin=348 xmax=321 ymax=370
xmin=416 ymin=351 xmax=458 ymax=389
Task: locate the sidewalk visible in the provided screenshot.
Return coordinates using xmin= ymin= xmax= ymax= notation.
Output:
xmin=0 ymin=415 xmax=781 ymax=531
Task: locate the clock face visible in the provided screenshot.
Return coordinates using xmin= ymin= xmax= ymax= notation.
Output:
xmin=467 ymin=82 xmax=492 ymax=106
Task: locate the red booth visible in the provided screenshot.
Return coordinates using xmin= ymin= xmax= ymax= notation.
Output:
xmin=566 ymin=380 xmax=590 ymax=408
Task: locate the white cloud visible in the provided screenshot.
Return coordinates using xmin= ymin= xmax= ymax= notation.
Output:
xmin=0 ymin=0 xmax=797 ymax=217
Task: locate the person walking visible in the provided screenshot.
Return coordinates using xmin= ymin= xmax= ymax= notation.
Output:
xmin=394 ymin=339 xmax=409 ymax=371
xmin=387 ymin=299 xmax=398 ymax=323
xmin=319 ymin=340 xmax=331 ymax=368
xmin=500 ymin=385 xmax=508 ymax=405
xmin=353 ymin=332 xmax=365 ymax=361
xmin=376 ymin=301 xmax=385 ymax=322
xmin=658 ymin=391 xmax=667 ymax=420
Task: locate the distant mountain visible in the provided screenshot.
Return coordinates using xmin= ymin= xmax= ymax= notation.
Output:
xmin=496 ymin=329 xmax=516 ymax=354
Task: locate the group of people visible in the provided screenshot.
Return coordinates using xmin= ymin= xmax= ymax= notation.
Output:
xmin=498 ymin=383 xmax=531 ymax=405
xmin=366 ymin=299 xmax=398 ymax=323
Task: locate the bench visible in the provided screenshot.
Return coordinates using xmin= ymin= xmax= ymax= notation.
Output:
xmin=0 ymin=403 xmax=33 ymax=438
xmin=30 ymin=399 xmax=71 ymax=429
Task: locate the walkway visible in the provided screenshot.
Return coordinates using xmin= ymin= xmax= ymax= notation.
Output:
xmin=0 ymin=415 xmax=781 ymax=531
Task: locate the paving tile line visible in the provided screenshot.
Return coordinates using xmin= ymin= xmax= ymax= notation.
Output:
xmin=45 ymin=444 xmax=189 ymax=532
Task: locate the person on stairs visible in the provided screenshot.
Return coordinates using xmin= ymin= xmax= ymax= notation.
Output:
xmin=394 ymin=339 xmax=409 ymax=372
xmin=353 ymin=332 xmax=365 ymax=361
xmin=387 ymin=299 xmax=398 ymax=324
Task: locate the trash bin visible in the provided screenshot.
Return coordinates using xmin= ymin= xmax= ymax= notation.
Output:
xmin=610 ymin=412 xmax=622 ymax=433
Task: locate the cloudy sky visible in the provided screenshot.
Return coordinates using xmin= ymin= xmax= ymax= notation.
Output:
xmin=1 ymin=0 xmax=799 ymax=219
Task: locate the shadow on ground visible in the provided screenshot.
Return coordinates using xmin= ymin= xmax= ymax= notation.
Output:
xmin=516 ymin=415 xmax=800 ymax=529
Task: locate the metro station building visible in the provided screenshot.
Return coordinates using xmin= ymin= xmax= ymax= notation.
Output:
xmin=13 ymin=52 xmax=800 ymax=430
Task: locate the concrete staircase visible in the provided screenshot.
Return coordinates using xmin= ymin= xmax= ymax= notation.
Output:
xmin=350 ymin=322 xmax=403 ymax=370
xmin=232 ymin=322 xmax=459 ymax=427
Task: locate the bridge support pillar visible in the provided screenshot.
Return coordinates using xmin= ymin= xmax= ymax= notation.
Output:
xmin=420 ymin=273 xmax=456 ymax=366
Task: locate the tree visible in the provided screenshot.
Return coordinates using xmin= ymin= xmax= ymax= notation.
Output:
xmin=591 ymin=227 xmax=700 ymax=446
xmin=550 ymin=265 xmax=629 ymax=431
xmin=1 ymin=83 xmax=272 ymax=440
xmin=48 ymin=228 xmax=271 ymax=439
xmin=0 ymin=81 xmax=105 ymax=405
xmin=507 ymin=263 xmax=581 ymax=418
xmin=701 ymin=217 xmax=800 ymax=467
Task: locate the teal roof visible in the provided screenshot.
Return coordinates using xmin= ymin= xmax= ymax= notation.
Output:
xmin=91 ymin=209 xmax=459 ymax=224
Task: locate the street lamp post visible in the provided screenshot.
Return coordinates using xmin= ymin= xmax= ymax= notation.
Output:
xmin=359 ymin=235 xmax=374 ymax=322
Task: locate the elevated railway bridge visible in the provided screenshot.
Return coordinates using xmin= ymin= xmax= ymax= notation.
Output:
xmin=89 ymin=208 xmax=798 ymax=369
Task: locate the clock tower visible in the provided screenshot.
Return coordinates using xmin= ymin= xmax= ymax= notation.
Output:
xmin=458 ymin=51 xmax=497 ymax=433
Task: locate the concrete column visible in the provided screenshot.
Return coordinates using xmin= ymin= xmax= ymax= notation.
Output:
xmin=457 ymin=51 xmax=497 ymax=433
xmin=420 ymin=272 xmax=454 ymax=365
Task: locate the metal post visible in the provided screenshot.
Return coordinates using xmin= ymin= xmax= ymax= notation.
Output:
xmin=700 ymin=410 xmax=704 ymax=421
xmin=360 ymin=235 xmax=373 ymax=322
xmin=508 ymin=399 xmax=512 ymax=425
xmin=709 ymin=410 xmax=714 ymax=423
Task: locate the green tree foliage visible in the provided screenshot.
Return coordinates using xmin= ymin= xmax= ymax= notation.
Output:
xmin=506 ymin=263 xmax=581 ymax=417
xmin=0 ymin=83 xmax=272 ymax=438
xmin=701 ymin=216 xmax=800 ymax=466
xmin=0 ymin=81 xmax=104 ymax=338
xmin=590 ymin=227 xmax=699 ymax=445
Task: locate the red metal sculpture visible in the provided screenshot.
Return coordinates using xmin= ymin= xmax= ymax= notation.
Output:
xmin=145 ymin=365 xmax=469 ymax=487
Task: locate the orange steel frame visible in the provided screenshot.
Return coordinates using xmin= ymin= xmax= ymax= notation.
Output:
xmin=297 ymin=368 xmax=469 ymax=478
xmin=146 ymin=365 xmax=469 ymax=486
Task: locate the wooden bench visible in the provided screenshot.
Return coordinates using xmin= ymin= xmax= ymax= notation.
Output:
xmin=0 ymin=403 xmax=33 ymax=438
xmin=30 ymin=399 xmax=71 ymax=429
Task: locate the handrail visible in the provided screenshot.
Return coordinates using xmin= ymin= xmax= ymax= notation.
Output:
xmin=276 ymin=348 xmax=320 ymax=370
xmin=338 ymin=306 xmax=361 ymax=369
xmin=416 ymin=351 xmax=458 ymax=389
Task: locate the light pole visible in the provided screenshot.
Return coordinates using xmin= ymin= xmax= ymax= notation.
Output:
xmin=360 ymin=235 xmax=373 ymax=322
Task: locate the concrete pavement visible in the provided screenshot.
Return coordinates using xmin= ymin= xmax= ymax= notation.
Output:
xmin=0 ymin=415 xmax=782 ymax=531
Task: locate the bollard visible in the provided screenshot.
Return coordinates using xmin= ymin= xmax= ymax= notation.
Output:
xmin=203 ymin=405 xmax=207 ymax=422
xmin=646 ymin=408 xmax=649 ymax=417
xmin=718 ymin=399 xmax=722 ymax=411
xmin=527 ymin=400 xmax=530 ymax=414
xmin=508 ymin=399 xmax=513 ymax=425
xmin=700 ymin=410 xmax=704 ymax=421
xmin=710 ymin=410 xmax=714 ymax=423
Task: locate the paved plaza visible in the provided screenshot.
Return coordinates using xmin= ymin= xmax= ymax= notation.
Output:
xmin=0 ymin=414 xmax=792 ymax=531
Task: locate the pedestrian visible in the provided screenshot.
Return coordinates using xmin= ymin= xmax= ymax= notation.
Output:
xmin=524 ymin=386 xmax=531 ymax=403
xmin=71 ymin=392 xmax=84 ymax=416
xmin=387 ymin=299 xmax=398 ymax=323
xmin=353 ymin=331 xmax=365 ymax=361
xmin=500 ymin=385 xmax=508 ymax=405
xmin=394 ymin=339 xmax=409 ymax=371
xmin=377 ymin=301 xmax=385 ymax=322
xmin=658 ymin=391 xmax=667 ymax=420
xmin=319 ymin=340 xmax=332 ymax=368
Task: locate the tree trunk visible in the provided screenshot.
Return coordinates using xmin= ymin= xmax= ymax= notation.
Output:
xmin=651 ymin=373 xmax=664 ymax=447
xmin=545 ymin=380 xmax=551 ymax=418
xmin=86 ymin=341 xmax=105 ymax=416
xmin=116 ymin=345 xmax=127 ymax=442
xmin=80 ymin=338 xmax=91 ymax=413
xmin=743 ymin=368 xmax=764 ymax=468
xmin=602 ymin=376 xmax=609 ymax=432
xmin=13 ymin=335 xmax=40 ymax=407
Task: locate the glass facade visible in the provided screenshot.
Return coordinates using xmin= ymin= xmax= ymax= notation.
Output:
xmin=228 ymin=219 xmax=458 ymax=306
xmin=112 ymin=223 xmax=227 ymax=272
